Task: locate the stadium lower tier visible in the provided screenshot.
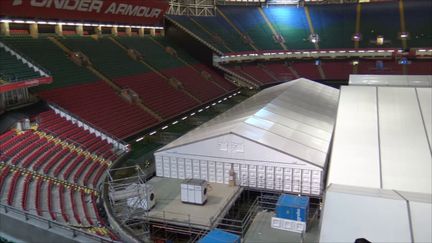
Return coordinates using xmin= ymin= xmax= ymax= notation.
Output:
xmin=0 ymin=112 xmax=121 ymax=240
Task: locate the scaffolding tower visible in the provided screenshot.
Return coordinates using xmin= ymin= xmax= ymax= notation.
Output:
xmin=107 ymin=165 xmax=152 ymax=240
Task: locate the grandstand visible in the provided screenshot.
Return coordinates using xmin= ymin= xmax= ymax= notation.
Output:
xmin=0 ymin=0 xmax=431 ymax=242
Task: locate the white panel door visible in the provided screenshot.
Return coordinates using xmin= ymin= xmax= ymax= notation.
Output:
xmin=233 ymin=163 xmax=240 ymax=184
xmin=200 ymin=160 xmax=208 ymax=181
xmin=275 ymin=167 xmax=283 ymax=191
xmin=292 ymin=168 xmax=301 ymax=193
xmin=193 ymin=159 xmax=200 ymax=179
xmin=170 ymin=157 xmax=178 ymax=178
xmin=178 ymin=158 xmax=185 ymax=179
xmin=301 ymin=169 xmax=311 ymax=194
xmin=249 ymin=165 xmax=257 ymax=188
xmin=224 ymin=163 xmax=231 ymax=184
xmin=208 ymin=161 xmax=216 ymax=183
xmin=266 ymin=166 xmax=275 ymax=190
xmin=216 ymin=162 xmax=224 ymax=184
xmin=185 ymin=159 xmax=193 ymax=179
xmin=311 ymin=170 xmax=321 ymax=195
xmin=163 ymin=156 xmax=170 ymax=178
xmin=155 ymin=156 xmax=163 ymax=176
xmin=257 ymin=165 xmax=266 ymax=188
xmin=283 ymin=168 xmax=292 ymax=192
xmin=240 ymin=164 xmax=249 ymax=186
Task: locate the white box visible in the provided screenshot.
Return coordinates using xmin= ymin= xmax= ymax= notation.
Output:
xmin=271 ymin=216 xmax=306 ymax=233
xmin=180 ymin=179 xmax=208 ymax=205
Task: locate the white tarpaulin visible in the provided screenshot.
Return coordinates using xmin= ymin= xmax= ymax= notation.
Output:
xmin=328 ymin=85 xmax=432 ymax=194
xmin=320 ymin=184 xmax=432 ymax=243
xmin=154 ymin=78 xmax=339 ymax=196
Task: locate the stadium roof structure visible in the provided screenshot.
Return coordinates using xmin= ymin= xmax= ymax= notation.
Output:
xmin=156 ymin=78 xmax=339 ymax=168
xmin=328 ymin=84 xmax=432 ymax=194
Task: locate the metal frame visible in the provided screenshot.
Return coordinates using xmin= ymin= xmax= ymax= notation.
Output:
xmin=168 ymin=0 xmax=216 ymax=16
xmin=106 ymin=165 xmax=152 ymax=240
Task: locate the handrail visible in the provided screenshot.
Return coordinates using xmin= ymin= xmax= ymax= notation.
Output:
xmin=48 ymin=103 xmax=129 ymax=152
xmin=0 ymin=202 xmax=117 ymax=243
xmin=0 ymin=41 xmax=52 ymax=77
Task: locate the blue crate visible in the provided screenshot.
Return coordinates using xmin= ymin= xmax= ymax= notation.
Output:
xmin=198 ymin=229 xmax=241 ymax=243
xmin=275 ymin=194 xmax=309 ymax=222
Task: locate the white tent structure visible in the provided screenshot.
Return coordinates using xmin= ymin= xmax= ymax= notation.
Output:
xmin=319 ymin=184 xmax=432 ymax=243
xmin=328 ymin=85 xmax=432 ymax=194
xmin=349 ymin=74 xmax=432 ymax=87
xmin=154 ymin=78 xmax=339 ymax=196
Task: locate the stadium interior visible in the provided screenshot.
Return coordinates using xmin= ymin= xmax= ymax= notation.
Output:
xmin=0 ymin=0 xmax=431 ymax=242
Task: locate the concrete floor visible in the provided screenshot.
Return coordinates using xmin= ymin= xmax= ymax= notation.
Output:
xmin=244 ymin=211 xmax=320 ymax=243
xmin=146 ymin=177 xmax=242 ymax=229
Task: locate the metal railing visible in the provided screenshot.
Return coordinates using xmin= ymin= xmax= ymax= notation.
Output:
xmin=0 ymin=203 xmax=116 ymax=243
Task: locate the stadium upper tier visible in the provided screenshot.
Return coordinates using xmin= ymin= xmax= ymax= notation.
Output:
xmin=0 ymin=48 xmax=41 ymax=83
xmin=0 ymin=37 xmax=98 ymax=90
xmin=168 ymin=1 xmax=432 ymax=53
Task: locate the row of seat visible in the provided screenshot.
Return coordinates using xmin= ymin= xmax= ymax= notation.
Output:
xmin=38 ymin=81 xmax=160 ymax=139
xmin=37 ymin=110 xmax=117 ymax=160
xmin=0 ymin=47 xmax=41 ymax=82
xmin=170 ymin=2 xmax=432 ymax=53
xmin=0 ymin=146 xmax=116 ymax=240
xmin=225 ymin=60 xmax=432 ymax=85
xmin=0 ymin=36 xmax=98 ymax=91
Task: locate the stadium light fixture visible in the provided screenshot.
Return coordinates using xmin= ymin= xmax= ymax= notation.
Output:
xmin=352 ymin=33 xmax=362 ymax=41
xmin=149 ymin=131 xmax=157 ymax=136
xmin=309 ymin=33 xmax=319 ymax=44
xmin=399 ymin=32 xmax=409 ymax=39
xmin=161 ymin=126 xmax=168 ymax=130
xmin=172 ymin=121 xmax=179 ymax=125
xmin=135 ymin=137 xmax=144 ymax=142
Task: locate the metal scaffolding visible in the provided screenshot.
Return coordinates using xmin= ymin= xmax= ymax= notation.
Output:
xmin=107 ymin=165 xmax=152 ymax=240
xmin=168 ymin=0 xmax=216 ymax=16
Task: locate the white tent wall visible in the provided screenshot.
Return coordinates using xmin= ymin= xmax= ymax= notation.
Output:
xmin=154 ymin=79 xmax=339 ymax=196
xmin=155 ymin=133 xmax=323 ymax=195
xmin=319 ymin=184 xmax=432 ymax=243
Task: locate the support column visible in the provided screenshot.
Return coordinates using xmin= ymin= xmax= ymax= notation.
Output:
xmin=29 ymin=23 xmax=38 ymax=38
xmin=150 ymin=28 xmax=156 ymax=37
xmin=138 ymin=28 xmax=145 ymax=37
xmin=159 ymin=29 xmax=165 ymax=37
xmin=125 ymin=27 xmax=132 ymax=37
xmin=55 ymin=24 xmax=63 ymax=36
xmin=0 ymin=22 xmax=10 ymax=36
xmin=76 ymin=25 xmax=84 ymax=36
xmin=94 ymin=25 xmax=102 ymax=36
xmin=111 ymin=26 xmax=118 ymax=36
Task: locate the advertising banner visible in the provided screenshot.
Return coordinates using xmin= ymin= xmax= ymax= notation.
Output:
xmin=0 ymin=0 xmax=169 ymax=26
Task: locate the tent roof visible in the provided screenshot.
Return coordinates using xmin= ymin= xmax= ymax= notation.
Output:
xmin=320 ymin=184 xmax=432 ymax=243
xmin=328 ymin=85 xmax=432 ymax=194
xmin=349 ymin=74 xmax=432 ymax=87
xmin=157 ymin=78 xmax=339 ymax=168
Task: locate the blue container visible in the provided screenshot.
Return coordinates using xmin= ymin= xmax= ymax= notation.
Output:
xmin=275 ymin=194 xmax=309 ymax=222
xmin=198 ymin=229 xmax=240 ymax=243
